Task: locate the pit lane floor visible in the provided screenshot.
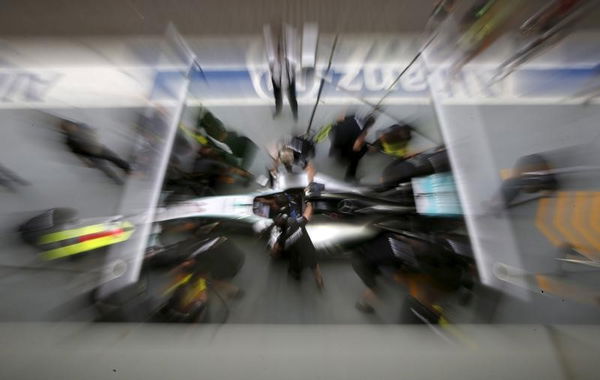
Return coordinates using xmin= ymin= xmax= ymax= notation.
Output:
xmin=1 ymin=103 xmax=599 ymax=324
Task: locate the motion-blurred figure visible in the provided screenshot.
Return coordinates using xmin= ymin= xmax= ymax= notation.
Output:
xmin=59 ymin=120 xmax=131 ymax=184
xmin=352 ymin=232 xmax=472 ymax=323
xmin=483 ymin=143 xmax=600 ymax=213
xmin=193 ymin=106 xmax=258 ymax=170
xmin=165 ymin=144 xmax=253 ymax=202
xmin=380 ymin=146 xmax=450 ymax=189
xmin=370 ymin=123 xmax=413 ymax=159
xmin=264 ymin=24 xmax=299 ymax=121
xmin=493 ymin=0 xmax=595 ymax=81
xmin=329 ymin=114 xmax=376 ymax=182
xmin=494 ymin=153 xmax=559 ymax=209
xmin=0 ymin=163 xmax=30 ymax=191
xmin=426 ymin=0 xmax=456 ymax=32
xmin=450 ymin=0 xmax=518 ymax=75
xmin=269 ymin=135 xmax=316 ymax=187
xmin=128 ymin=108 xmax=169 ymax=176
xmin=117 ymin=221 xmax=245 ymax=323
xmin=271 ymin=201 xmax=324 ymax=289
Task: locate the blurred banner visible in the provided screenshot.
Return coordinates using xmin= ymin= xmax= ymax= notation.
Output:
xmin=0 ymin=33 xmax=598 ymax=107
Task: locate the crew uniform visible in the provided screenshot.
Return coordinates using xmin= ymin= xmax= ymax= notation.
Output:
xmin=276 ymin=214 xmax=318 ymax=279
xmin=193 ymin=107 xmax=258 ymax=170
xmin=61 ymin=121 xmax=131 ymax=184
xmin=264 ymin=25 xmax=299 ymax=120
xmin=352 ymin=232 xmax=468 ymax=323
xmin=329 ymin=115 xmax=375 ymax=181
xmin=373 ymin=124 xmax=413 ymax=158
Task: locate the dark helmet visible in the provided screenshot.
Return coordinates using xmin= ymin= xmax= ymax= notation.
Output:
xmin=384 ymin=124 xmax=412 ymax=141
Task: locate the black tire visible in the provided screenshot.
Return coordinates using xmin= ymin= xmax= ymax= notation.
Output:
xmin=19 ymin=207 xmax=77 ymax=245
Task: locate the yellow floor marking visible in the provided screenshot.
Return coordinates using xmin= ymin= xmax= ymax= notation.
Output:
xmin=554 ymin=192 xmax=594 ymax=256
xmin=572 ymin=192 xmax=600 ymax=260
xmin=535 ymin=197 xmax=562 ymax=246
xmin=536 ymin=275 xmax=600 ymax=306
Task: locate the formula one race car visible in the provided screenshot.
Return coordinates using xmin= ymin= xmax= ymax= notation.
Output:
xmin=151 ymin=162 xmax=462 ymax=258
xmin=20 ymin=145 xmax=460 ymax=263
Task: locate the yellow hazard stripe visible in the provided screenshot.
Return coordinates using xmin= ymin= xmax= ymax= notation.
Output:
xmin=180 ymin=124 xmax=208 ymax=145
xmin=164 ymin=275 xmax=207 ymax=296
xmin=432 ymin=305 xmax=477 ymax=348
xmin=536 ymin=274 xmax=600 ymax=306
xmin=164 ymin=274 xmax=192 ymax=295
xmin=39 ymin=224 xmax=106 ymax=244
xmin=591 ymin=193 xmax=600 ymax=235
xmin=314 ymin=124 xmax=332 ymax=143
xmin=555 ymin=192 xmax=595 ymax=255
xmin=182 ymin=279 xmax=207 ymax=305
xmin=572 ymin=192 xmax=600 ymax=260
xmin=381 ymin=141 xmax=408 ymax=157
xmin=41 ymin=222 xmax=134 ymax=260
xmin=535 ymin=197 xmax=562 ymax=246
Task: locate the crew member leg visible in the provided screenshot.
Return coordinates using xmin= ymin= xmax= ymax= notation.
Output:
xmin=89 ymin=157 xmax=124 ymax=185
xmin=287 ymin=250 xmax=303 ymax=280
xmin=312 ymin=264 xmax=324 ymax=290
xmin=351 ymin=251 xmax=379 ymax=313
xmin=272 ymin=78 xmax=283 ymax=117
xmin=345 ymin=147 xmax=367 ymax=182
xmin=0 ymin=164 xmax=29 ymax=186
xmin=287 ymin=77 xmax=298 ymax=121
xmin=97 ymin=147 xmax=132 ymax=174
xmin=300 ymin=243 xmax=323 ymax=289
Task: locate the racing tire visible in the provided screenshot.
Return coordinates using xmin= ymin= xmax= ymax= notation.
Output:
xmin=18 ymin=207 xmax=78 ymax=245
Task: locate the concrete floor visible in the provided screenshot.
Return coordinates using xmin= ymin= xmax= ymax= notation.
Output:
xmin=0 ymin=108 xmax=139 ymax=320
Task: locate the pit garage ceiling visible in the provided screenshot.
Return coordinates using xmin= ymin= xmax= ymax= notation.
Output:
xmin=2 ymin=0 xmax=599 ymax=36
